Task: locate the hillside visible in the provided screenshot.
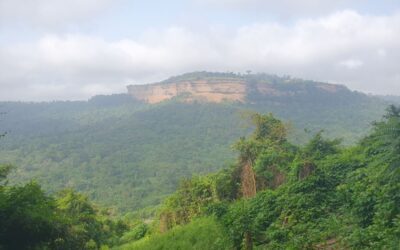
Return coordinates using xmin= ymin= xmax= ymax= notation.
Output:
xmin=2 ymin=107 xmax=399 ymax=249
xmin=0 ymin=72 xmax=390 ymax=212
xmin=128 ymin=72 xmax=386 ymax=141
xmin=120 ymin=108 xmax=400 ymax=249
xmin=378 ymin=95 xmax=400 ymax=104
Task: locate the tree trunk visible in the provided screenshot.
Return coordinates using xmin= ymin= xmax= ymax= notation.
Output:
xmin=241 ymin=162 xmax=256 ymax=198
xmin=244 ymin=232 xmax=253 ymax=250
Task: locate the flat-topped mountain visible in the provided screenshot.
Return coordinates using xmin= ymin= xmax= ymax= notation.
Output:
xmin=0 ymin=72 xmax=391 ymax=212
xmin=127 ymin=72 xmax=348 ymax=104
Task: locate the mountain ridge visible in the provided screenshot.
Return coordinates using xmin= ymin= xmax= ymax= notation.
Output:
xmin=127 ymin=72 xmax=349 ymax=104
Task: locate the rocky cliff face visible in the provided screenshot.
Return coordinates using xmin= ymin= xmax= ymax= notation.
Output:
xmin=127 ymin=78 xmax=247 ymax=104
xmin=126 ymin=73 xmax=348 ymax=104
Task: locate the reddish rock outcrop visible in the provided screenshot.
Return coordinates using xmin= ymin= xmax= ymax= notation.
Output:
xmin=126 ymin=75 xmax=348 ymax=104
xmin=127 ymin=79 xmax=246 ymax=104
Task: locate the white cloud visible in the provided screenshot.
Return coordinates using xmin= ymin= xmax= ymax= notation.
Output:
xmin=377 ymin=48 xmax=387 ymax=57
xmin=339 ymin=59 xmax=364 ymax=69
xmin=0 ymin=0 xmax=114 ymax=27
xmin=195 ymin=0 xmax=369 ymax=17
xmin=0 ymin=10 xmax=400 ymax=101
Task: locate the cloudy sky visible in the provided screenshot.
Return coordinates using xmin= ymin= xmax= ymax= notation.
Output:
xmin=0 ymin=0 xmax=399 ymax=101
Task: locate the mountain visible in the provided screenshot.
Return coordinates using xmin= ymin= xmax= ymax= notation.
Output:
xmin=0 ymin=72 xmax=390 ymax=212
xmin=126 ymin=72 xmax=387 ymax=142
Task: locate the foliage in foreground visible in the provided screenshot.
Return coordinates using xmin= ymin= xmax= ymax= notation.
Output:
xmin=128 ymin=106 xmax=400 ymax=249
xmin=116 ymin=217 xmax=233 ymax=250
xmin=0 ymin=165 xmax=129 ymax=249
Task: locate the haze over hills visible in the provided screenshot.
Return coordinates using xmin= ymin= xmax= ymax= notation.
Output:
xmin=378 ymin=95 xmax=400 ymax=104
xmin=0 ymin=72 xmax=393 ymax=212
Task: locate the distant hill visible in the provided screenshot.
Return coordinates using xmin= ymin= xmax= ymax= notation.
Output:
xmin=128 ymin=72 xmax=387 ymax=142
xmin=376 ymin=94 xmax=400 ymax=104
xmin=0 ymin=72 xmax=389 ymax=212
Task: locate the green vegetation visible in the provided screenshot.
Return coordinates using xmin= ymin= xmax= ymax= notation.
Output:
xmin=117 ymin=217 xmax=233 ymax=250
xmin=0 ymin=73 xmax=391 ymax=213
xmin=124 ymin=106 xmax=400 ymax=249
xmin=0 ymin=101 xmax=243 ymax=212
xmin=1 ymin=82 xmax=399 ymax=248
xmin=0 ymin=165 xmax=129 ymax=249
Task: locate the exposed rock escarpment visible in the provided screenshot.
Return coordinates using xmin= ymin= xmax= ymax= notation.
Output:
xmin=126 ymin=72 xmax=349 ymax=104
xmin=127 ymin=78 xmax=246 ymax=104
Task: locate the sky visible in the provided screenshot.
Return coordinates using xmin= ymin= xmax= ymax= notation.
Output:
xmin=0 ymin=0 xmax=399 ymax=101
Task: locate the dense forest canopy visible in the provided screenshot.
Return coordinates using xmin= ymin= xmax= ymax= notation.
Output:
xmin=1 ymin=99 xmax=399 ymax=248
xmin=119 ymin=106 xmax=400 ymax=249
xmin=0 ymin=164 xmax=131 ymax=249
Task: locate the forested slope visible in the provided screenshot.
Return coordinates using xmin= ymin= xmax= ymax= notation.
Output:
xmin=1 ymin=106 xmax=398 ymax=249
xmin=0 ymin=73 xmax=390 ymax=212
xmin=121 ymin=106 xmax=400 ymax=249
xmin=0 ymin=100 xmax=243 ymax=211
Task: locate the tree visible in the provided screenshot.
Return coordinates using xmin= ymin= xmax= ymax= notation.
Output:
xmin=0 ymin=111 xmax=6 ymax=139
xmin=0 ymin=164 xmax=12 ymax=186
xmin=250 ymin=113 xmax=287 ymax=142
xmin=54 ymin=190 xmax=107 ymax=249
xmin=302 ymin=131 xmax=341 ymax=160
xmin=0 ymin=182 xmax=61 ymax=249
xmin=223 ymin=200 xmax=254 ymax=250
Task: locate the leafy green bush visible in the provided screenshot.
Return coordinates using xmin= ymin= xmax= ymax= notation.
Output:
xmin=116 ymin=217 xmax=233 ymax=250
xmin=119 ymin=222 xmax=148 ymax=244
